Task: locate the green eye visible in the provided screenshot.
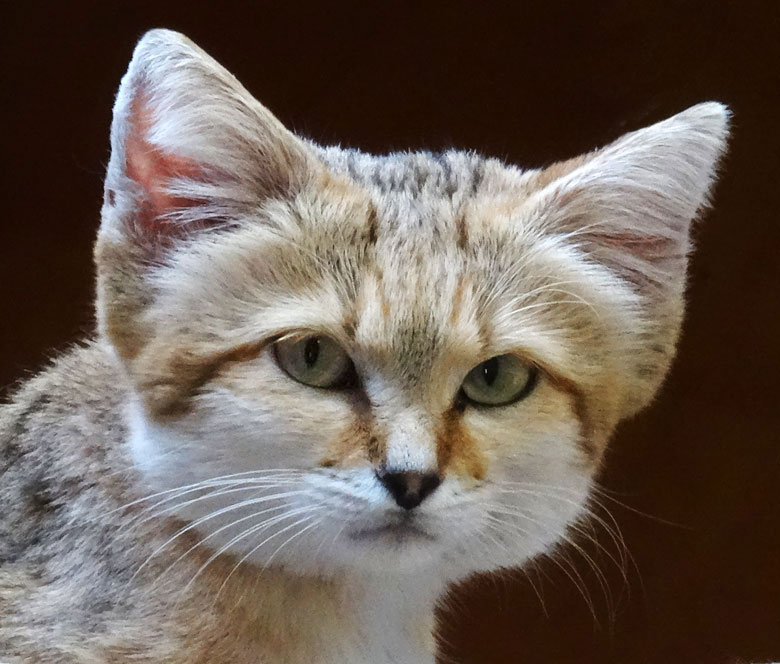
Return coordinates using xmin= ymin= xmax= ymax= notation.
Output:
xmin=274 ymin=335 xmax=356 ymax=389
xmin=460 ymin=355 xmax=538 ymax=407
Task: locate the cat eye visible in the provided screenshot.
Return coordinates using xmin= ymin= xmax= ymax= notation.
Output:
xmin=460 ymin=354 xmax=538 ymax=407
xmin=273 ymin=335 xmax=357 ymax=389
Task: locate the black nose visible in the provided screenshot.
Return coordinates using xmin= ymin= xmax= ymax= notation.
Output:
xmin=377 ymin=471 xmax=441 ymax=510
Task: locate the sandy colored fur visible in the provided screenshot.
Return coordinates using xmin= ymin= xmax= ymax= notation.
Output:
xmin=0 ymin=343 xmax=437 ymax=663
xmin=1 ymin=28 xmax=729 ymax=664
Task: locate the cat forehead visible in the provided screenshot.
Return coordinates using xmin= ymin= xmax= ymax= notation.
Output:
xmin=163 ymin=153 xmax=585 ymax=387
xmin=291 ymin=147 xmax=540 ymax=247
xmin=270 ymin=150 xmax=542 ymax=301
xmin=316 ymin=147 xmax=489 ymax=200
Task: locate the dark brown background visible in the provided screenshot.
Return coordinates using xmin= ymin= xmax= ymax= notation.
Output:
xmin=2 ymin=2 xmax=778 ymax=662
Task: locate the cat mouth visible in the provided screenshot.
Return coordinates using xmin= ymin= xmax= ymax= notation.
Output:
xmin=347 ymin=517 xmax=437 ymax=543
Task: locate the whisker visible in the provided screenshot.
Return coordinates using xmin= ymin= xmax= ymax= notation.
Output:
xmin=489 ymin=483 xmax=632 ymax=570
xmin=480 ymin=518 xmax=548 ymax=616
xmin=589 ymin=483 xmax=690 ymax=529
xmin=148 ymin=503 xmax=307 ymax=590
xmin=177 ymin=506 xmax=318 ymax=602
xmin=214 ymin=511 xmax=323 ymax=601
xmin=484 ymin=493 xmax=632 ymax=624
xmin=262 ymin=517 xmax=323 ymax=571
xmin=124 ymin=480 xmax=305 ymax=534
xmin=485 ymin=511 xmax=599 ymax=621
xmin=131 ymin=489 xmax=312 ymax=583
xmin=94 ymin=469 xmax=307 ymax=521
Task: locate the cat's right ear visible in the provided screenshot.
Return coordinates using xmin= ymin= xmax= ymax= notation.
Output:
xmin=97 ymin=30 xmax=321 ymax=363
xmin=101 ymin=29 xmax=318 ymax=247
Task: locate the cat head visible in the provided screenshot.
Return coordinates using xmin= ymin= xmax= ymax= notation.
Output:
xmin=97 ymin=29 xmax=729 ymax=579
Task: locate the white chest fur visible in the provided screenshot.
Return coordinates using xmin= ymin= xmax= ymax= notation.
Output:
xmin=225 ymin=573 xmax=443 ymax=664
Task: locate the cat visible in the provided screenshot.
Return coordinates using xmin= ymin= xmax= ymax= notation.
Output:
xmin=0 ymin=28 xmax=729 ymax=664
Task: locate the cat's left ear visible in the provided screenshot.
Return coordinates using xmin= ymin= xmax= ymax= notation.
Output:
xmin=101 ymin=29 xmax=319 ymax=244
xmin=526 ymin=103 xmax=730 ymax=415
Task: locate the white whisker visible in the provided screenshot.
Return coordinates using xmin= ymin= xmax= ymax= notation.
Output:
xmin=215 ymin=511 xmax=323 ymax=600
xmin=176 ymin=506 xmax=319 ymax=603
xmin=131 ymin=489 xmax=312 ymax=584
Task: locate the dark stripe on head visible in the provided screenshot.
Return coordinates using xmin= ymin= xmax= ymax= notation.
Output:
xmin=365 ymin=203 xmax=379 ymax=245
xmin=139 ymin=341 xmax=267 ymax=419
xmin=544 ymin=371 xmax=598 ymax=462
xmin=455 ymin=211 xmax=469 ymax=251
xmin=470 ymin=160 xmax=485 ymax=195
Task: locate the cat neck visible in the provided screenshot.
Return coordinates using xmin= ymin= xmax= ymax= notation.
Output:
xmin=208 ymin=565 xmax=444 ymax=664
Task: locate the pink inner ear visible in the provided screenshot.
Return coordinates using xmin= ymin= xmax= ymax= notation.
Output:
xmin=124 ymin=93 xmax=203 ymax=237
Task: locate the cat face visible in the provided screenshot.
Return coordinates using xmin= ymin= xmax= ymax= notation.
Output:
xmin=125 ymin=167 xmax=600 ymax=577
xmin=102 ymin=30 xmax=728 ymax=579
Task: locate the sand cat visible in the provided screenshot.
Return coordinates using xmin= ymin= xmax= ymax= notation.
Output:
xmin=0 ymin=28 xmax=728 ymax=664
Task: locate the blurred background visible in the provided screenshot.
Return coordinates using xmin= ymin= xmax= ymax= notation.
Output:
xmin=2 ymin=2 xmax=778 ymax=662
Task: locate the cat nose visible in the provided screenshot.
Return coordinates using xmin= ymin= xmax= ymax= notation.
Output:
xmin=376 ymin=470 xmax=441 ymax=510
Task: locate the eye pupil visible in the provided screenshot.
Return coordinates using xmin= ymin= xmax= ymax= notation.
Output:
xmin=460 ymin=354 xmax=538 ymax=407
xmin=275 ymin=335 xmax=357 ymax=390
xmin=303 ymin=337 xmax=320 ymax=366
xmin=481 ymin=357 xmax=499 ymax=386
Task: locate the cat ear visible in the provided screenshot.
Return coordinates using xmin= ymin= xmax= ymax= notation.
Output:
xmin=528 ymin=103 xmax=730 ymax=415
xmin=97 ymin=30 xmax=321 ymax=362
xmin=530 ymin=103 xmax=729 ymax=289
xmin=101 ymin=29 xmax=318 ymax=244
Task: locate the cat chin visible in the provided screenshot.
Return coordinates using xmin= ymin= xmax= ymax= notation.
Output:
xmin=253 ymin=527 xmax=555 ymax=583
xmin=242 ymin=510 xmax=569 ymax=582
xmin=274 ymin=540 xmax=453 ymax=578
